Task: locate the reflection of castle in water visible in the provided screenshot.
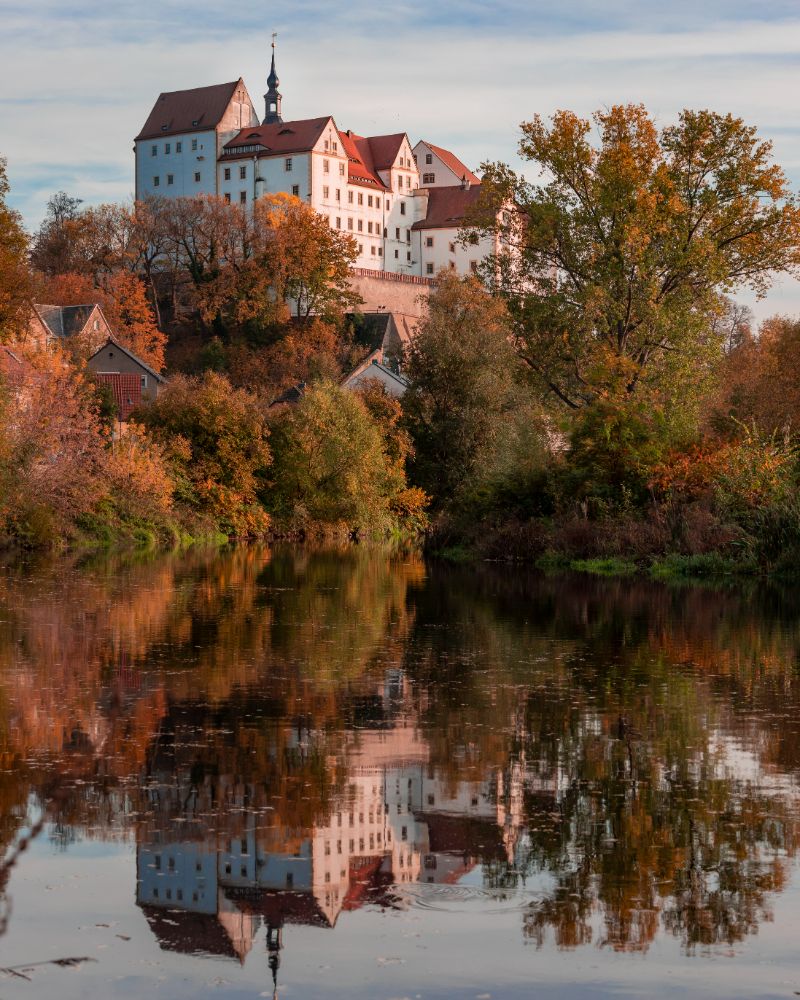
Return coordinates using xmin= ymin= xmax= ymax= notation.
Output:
xmin=135 ymin=670 xmax=555 ymax=966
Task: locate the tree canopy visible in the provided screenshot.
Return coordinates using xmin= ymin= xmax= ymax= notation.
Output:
xmin=475 ymin=105 xmax=800 ymax=410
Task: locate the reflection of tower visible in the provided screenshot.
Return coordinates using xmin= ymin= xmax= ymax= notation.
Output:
xmin=267 ymin=922 xmax=283 ymax=1000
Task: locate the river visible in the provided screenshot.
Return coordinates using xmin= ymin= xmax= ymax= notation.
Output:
xmin=0 ymin=545 xmax=798 ymax=998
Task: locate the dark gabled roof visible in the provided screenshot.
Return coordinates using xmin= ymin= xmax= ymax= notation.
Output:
xmin=33 ymin=303 xmax=105 ymax=340
xmin=88 ymin=338 xmax=166 ymax=382
xmin=365 ymin=133 xmax=407 ymax=171
xmin=136 ymin=80 xmax=243 ymax=141
xmin=420 ymin=142 xmax=480 ymax=185
xmin=223 ymin=116 xmax=332 ymax=158
xmin=412 ymin=184 xmax=483 ymax=231
xmin=140 ymin=906 xmax=242 ymax=960
xmin=268 ymin=381 xmax=306 ymax=408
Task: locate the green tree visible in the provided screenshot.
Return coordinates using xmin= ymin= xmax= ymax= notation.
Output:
xmin=0 ymin=157 xmax=31 ymax=343
xmin=402 ymin=272 xmax=523 ymax=509
xmin=475 ymin=105 xmax=800 ymax=411
xmin=267 ymin=381 xmax=406 ymax=532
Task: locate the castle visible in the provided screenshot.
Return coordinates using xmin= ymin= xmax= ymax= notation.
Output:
xmin=134 ymin=43 xmax=498 ymax=280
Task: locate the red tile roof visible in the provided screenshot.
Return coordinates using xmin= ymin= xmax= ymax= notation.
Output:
xmin=223 ymin=115 xmax=332 ymax=158
xmin=423 ymin=142 xmax=480 ymax=185
xmin=95 ymin=372 xmax=141 ymax=422
xmin=340 ymin=131 xmax=386 ymax=189
xmin=412 ymin=183 xmax=483 ymax=230
xmin=136 ymin=80 xmax=243 ymax=141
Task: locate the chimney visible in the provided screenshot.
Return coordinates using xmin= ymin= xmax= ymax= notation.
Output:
xmin=461 ymin=173 xmax=471 ymax=191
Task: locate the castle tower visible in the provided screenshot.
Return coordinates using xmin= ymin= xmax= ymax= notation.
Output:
xmin=263 ymin=35 xmax=283 ymax=125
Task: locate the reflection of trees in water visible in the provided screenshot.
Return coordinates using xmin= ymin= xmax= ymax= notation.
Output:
xmin=0 ymin=551 xmax=799 ymax=954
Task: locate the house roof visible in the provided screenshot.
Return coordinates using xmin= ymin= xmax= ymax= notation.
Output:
xmin=140 ymin=906 xmax=243 ymax=960
xmin=421 ymin=142 xmax=480 ymax=185
xmin=136 ymin=80 xmax=243 ymax=141
xmin=342 ymin=354 xmax=409 ymax=393
xmin=223 ymin=116 xmax=333 ymax=158
xmin=88 ymin=338 xmax=166 ymax=382
xmin=268 ymin=381 xmax=306 ymax=408
xmin=95 ymin=372 xmax=142 ymax=422
xmin=365 ymin=133 xmax=407 ymax=172
xmin=33 ymin=303 xmax=105 ymax=340
xmin=412 ymin=184 xmax=483 ymax=231
xmin=340 ymin=131 xmax=386 ymax=190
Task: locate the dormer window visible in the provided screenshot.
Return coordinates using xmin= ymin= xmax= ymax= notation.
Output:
xmin=191 ymin=119 xmax=199 ymax=127
xmin=161 ymin=124 xmax=168 ymax=131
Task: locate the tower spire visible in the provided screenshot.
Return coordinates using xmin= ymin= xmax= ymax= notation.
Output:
xmin=263 ymin=32 xmax=283 ymax=125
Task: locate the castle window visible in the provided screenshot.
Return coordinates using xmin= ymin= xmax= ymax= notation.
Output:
xmin=323 ymin=159 xmax=330 ymax=173
xmin=292 ymin=184 xmax=300 ymax=196
xmin=224 ymin=193 xmax=231 ymax=203
xmin=239 ymin=165 xmax=246 ymax=179
xmin=151 ymin=145 xmax=157 ymax=157
xmin=426 ymin=236 xmax=434 ymax=247
xmin=423 ymin=173 xmax=435 ymax=184
xmin=395 ymin=227 xmax=400 ymax=239
xmin=240 ymin=191 xmax=246 ymax=203
xmin=153 ymin=176 xmax=160 ymax=187
xmin=194 ymin=171 xmax=201 ymax=182
xmin=339 ymin=163 xmax=345 ymax=176
xmin=335 ymin=189 xmax=340 ymax=201
xmin=357 ymin=220 xmax=363 ymax=232
xmin=425 ymin=152 xmax=432 ymax=164
xmin=368 ymin=195 xmax=373 ymax=208
xmin=371 ymin=246 xmax=376 ymax=255
xmin=348 ymin=191 xmax=353 ymax=204
xmin=165 ymin=143 xmax=171 ymax=155
xmin=347 ymin=218 xmax=353 ymax=230
xmin=332 ymin=141 xmax=338 ymax=152
xmin=406 ymin=229 xmax=411 ymax=242
xmin=141 ymin=375 xmax=148 ymax=388
xmin=386 ymin=198 xmax=390 ymax=209
xmin=426 ymin=263 xmax=434 ymax=275
xmin=400 ymin=202 xmax=406 ymax=215
xmin=367 ymin=222 xmax=373 ymax=234
xmin=167 ymin=174 xmax=174 ymax=185
xmin=324 ymin=140 xmax=329 ymax=150
xmin=358 ymin=193 xmax=363 ymax=206
xmin=224 ymin=167 xmax=231 ymax=180
xmin=191 ymin=138 xmax=198 ymax=151
xmin=323 ymin=186 xmax=329 ymax=198
xmin=176 ymin=141 xmax=182 ymax=153
xmin=407 ymin=251 xmax=411 ymax=261
xmin=377 ymin=247 xmax=382 ymax=256
xmin=358 ymin=243 xmax=363 ymax=252
xmin=336 ymin=217 xmax=341 ymax=229
xmin=285 ymin=157 xmax=292 ymax=171
xmin=394 ymin=249 xmax=398 ymax=258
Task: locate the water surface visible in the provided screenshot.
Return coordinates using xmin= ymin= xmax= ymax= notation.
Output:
xmin=0 ymin=546 xmax=799 ymax=997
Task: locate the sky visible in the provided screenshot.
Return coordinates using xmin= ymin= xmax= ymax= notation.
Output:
xmin=2 ymin=0 xmax=800 ymax=320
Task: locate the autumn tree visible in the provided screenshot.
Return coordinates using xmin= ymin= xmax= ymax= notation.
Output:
xmin=711 ymin=314 xmax=800 ymax=436
xmin=474 ymin=106 xmax=800 ymax=411
xmin=0 ymin=156 xmax=31 ymax=343
xmin=192 ymin=193 xmax=361 ymax=334
xmin=138 ymin=371 xmax=272 ymax=535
